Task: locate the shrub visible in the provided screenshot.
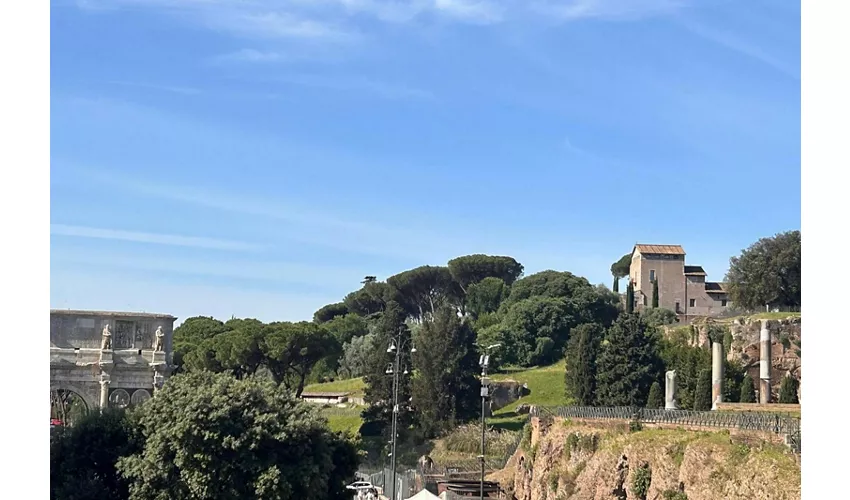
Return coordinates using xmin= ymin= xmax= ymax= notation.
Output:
xmin=647 ymin=381 xmax=664 ymax=409
xmin=631 ymin=463 xmax=652 ymax=500
xmin=779 ymin=376 xmax=800 ymax=404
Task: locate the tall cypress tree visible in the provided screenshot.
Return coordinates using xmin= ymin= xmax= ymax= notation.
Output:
xmin=652 ymin=280 xmax=659 ymax=308
xmin=411 ymin=306 xmax=479 ymax=438
xmin=646 ymin=381 xmax=663 ymax=409
xmin=565 ymin=323 xmax=603 ymax=406
xmin=595 ymin=314 xmax=663 ymax=407
xmin=779 ymin=375 xmax=800 ymax=404
xmin=693 ymin=369 xmax=712 ymax=411
xmin=613 ymin=278 xmax=619 ymax=294
xmin=739 ymin=375 xmax=756 ymax=403
xmin=361 ymin=301 xmax=413 ymax=439
xmin=626 ymin=282 xmax=635 ymax=313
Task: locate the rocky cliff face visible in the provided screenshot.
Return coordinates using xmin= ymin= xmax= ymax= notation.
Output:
xmin=490 ymin=418 xmax=800 ymax=500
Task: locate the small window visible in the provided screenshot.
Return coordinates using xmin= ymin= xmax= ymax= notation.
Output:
xmin=675 ymin=301 xmax=681 ymax=312
xmin=689 ymin=298 xmax=696 ymax=307
xmin=649 ymin=270 xmax=656 ymax=282
xmin=643 ymin=296 xmax=647 ymax=306
xmin=721 ymin=299 xmax=727 ymax=307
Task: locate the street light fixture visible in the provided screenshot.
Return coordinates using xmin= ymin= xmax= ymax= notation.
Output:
xmin=387 ymin=327 xmax=415 ymax=500
xmin=479 ymin=343 xmax=501 ymax=500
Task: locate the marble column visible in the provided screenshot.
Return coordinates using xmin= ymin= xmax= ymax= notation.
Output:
xmin=759 ymin=320 xmax=772 ymax=404
xmin=664 ymin=370 xmax=678 ymax=410
xmin=711 ymin=341 xmax=724 ymax=410
xmin=99 ymin=374 xmax=110 ymax=410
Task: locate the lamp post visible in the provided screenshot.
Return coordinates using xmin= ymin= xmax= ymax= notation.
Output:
xmin=479 ymin=343 xmax=501 ymax=500
xmin=387 ymin=327 xmax=415 ymax=500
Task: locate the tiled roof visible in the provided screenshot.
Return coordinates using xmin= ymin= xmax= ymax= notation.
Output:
xmin=704 ymin=282 xmax=729 ymax=293
xmin=684 ymin=265 xmax=707 ymax=276
xmin=50 ymin=309 xmax=177 ymax=319
xmin=634 ymin=244 xmax=686 ymax=255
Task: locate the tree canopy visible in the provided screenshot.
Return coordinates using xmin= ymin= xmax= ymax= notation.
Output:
xmin=725 ymin=230 xmax=801 ymax=311
xmin=51 ymin=409 xmax=141 ymax=500
xmin=595 ymin=313 xmax=663 ymax=407
xmin=447 ymin=254 xmax=524 ymax=292
xmin=313 ymin=302 xmax=349 ymax=324
xmin=117 ymin=371 xmax=359 ymax=500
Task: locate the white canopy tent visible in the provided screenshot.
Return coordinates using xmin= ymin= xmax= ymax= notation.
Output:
xmin=404 ymin=489 xmax=441 ymax=500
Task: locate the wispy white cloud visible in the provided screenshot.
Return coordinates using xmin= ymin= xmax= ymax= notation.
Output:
xmin=679 ymin=19 xmax=800 ymax=80
xmin=532 ymin=0 xmax=688 ymax=21
xmin=51 ymin=224 xmax=266 ymax=252
xmin=276 ymin=73 xmax=436 ymax=100
xmin=106 ymin=80 xmax=203 ymax=95
xmin=209 ymin=48 xmax=292 ymax=64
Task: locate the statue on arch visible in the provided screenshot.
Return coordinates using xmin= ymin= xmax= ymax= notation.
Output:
xmin=154 ymin=326 xmax=164 ymax=352
xmin=101 ymin=324 xmax=112 ymax=350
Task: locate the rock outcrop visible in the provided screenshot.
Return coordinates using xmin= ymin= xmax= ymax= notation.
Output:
xmin=490 ymin=418 xmax=800 ymax=500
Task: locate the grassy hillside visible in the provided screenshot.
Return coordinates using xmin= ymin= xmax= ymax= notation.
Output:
xmin=489 ymin=360 xmax=570 ymax=431
xmin=303 ymin=377 xmax=366 ymax=397
xmin=320 ymin=407 xmax=363 ymax=436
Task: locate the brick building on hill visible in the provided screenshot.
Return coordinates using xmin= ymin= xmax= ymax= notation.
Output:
xmin=628 ymin=244 xmax=731 ymax=321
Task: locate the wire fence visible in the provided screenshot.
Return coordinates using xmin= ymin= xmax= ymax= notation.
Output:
xmin=355 ymin=468 xmax=418 ymax=500
xmin=531 ymin=405 xmax=801 ymax=453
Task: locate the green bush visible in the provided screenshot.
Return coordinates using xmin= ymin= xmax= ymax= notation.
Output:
xmin=662 ymin=490 xmax=688 ymax=500
xmin=631 ymin=463 xmax=652 ymax=500
xmin=779 ymin=376 xmax=800 ymax=404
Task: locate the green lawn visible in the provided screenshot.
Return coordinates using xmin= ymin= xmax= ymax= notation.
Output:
xmin=303 ymin=377 xmax=366 ymax=397
xmin=320 ymin=407 xmax=364 ymax=436
xmin=488 ymin=360 xmax=571 ymax=431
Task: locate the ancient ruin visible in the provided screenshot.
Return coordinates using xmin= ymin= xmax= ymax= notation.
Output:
xmin=50 ymin=309 xmax=176 ymax=412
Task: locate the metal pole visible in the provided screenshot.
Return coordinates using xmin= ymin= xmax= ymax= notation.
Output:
xmin=480 ymin=363 xmax=487 ymax=500
xmin=390 ymin=331 xmax=400 ymax=500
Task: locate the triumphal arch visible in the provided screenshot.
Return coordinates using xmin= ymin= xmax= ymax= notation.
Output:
xmin=50 ymin=310 xmax=176 ymax=412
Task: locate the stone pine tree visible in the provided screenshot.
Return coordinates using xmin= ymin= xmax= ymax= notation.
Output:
xmin=779 ymin=375 xmax=800 ymax=404
xmin=411 ymin=306 xmax=479 ymax=438
xmin=626 ymin=282 xmax=635 ymax=313
xmin=595 ymin=314 xmax=663 ymax=407
xmin=646 ymin=381 xmax=663 ymax=409
xmin=651 ymin=279 xmax=659 ymax=308
xmin=565 ymin=323 xmax=603 ymax=406
xmin=739 ymin=375 xmax=756 ymax=403
xmin=693 ymin=369 xmax=712 ymax=411
xmin=361 ymin=301 xmax=413 ymax=440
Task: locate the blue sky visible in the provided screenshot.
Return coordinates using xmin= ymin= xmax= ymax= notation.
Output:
xmin=50 ymin=0 xmax=801 ymax=324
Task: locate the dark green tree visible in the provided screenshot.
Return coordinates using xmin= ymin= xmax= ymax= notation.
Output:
xmin=612 ymin=277 xmax=619 ymax=294
xmin=172 ymin=316 xmax=228 ymax=373
xmin=361 ymin=301 xmax=413 ymax=438
xmin=779 ymin=375 xmax=800 ymax=404
xmin=659 ymin=339 xmax=710 ymax=410
xmin=411 ymin=306 xmax=479 ymax=438
xmin=723 ymin=360 xmax=745 ymax=403
xmin=595 ymin=314 xmax=663 ymax=407
xmin=344 ymin=281 xmax=398 ymax=317
xmin=466 ymin=277 xmax=510 ymax=318
xmin=387 ymin=265 xmax=460 ymax=321
xmin=646 ymin=381 xmax=664 ymax=409
xmin=725 ymin=230 xmax=801 ymax=311
xmin=564 ymin=323 xmax=603 ymax=406
xmin=263 ymin=321 xmax=340 ymax=397
xmin=693 ymin=369 xmax=712 ymax=411
xmin=640 ymin=308 xmax=677 ymax=328
xmin=447 ymin=254 xmax=524 ymax=293
xmin=313 ymin=302 xmax=349 ymax=323
xmin=610 ymin=253 xmax=632 ymax=283
xmin=739 ymin=375 xmax=756 ymax=403
xmin=117 ymin=372 xmax=359 ymax=500
xmin=500 ymin=296 xmax=574 ymax=366
xmin=626 ymin=282 xmax=635 ymax=314
xmin=51 ymin=409 xmax=141 ymax=500
xmin=652 ymin=279 xmax=659 ymax=308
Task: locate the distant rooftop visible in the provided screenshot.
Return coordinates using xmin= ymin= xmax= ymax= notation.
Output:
xmin=704 ymin=282 xmax=729 ymax=294
xmin=684 ymin=265 xmax=707 ymax=276
xmin=300 ymin=392 xmax=351 ymax=398
xmin=50 ymin=309 xmax=177 ymax=320
xmin=634 ymin=244 xmax=686 ymax=255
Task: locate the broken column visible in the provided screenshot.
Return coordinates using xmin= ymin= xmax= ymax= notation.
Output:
xmin=759 ymin=320 xmax=772 ymax=404
xmin=711 ymin=341 xmax=724 ymax=410
xmin=664 ymin=370 xmax=678 ymax=410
